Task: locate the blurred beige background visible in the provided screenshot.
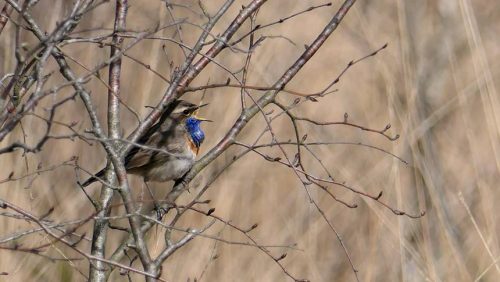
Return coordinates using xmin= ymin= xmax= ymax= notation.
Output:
xmin=1 ymin=0 xmax=499 ymax=281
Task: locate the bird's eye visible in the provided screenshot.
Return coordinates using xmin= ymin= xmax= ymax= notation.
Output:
xmin=182 ymin=109 xmax=190 ymax=115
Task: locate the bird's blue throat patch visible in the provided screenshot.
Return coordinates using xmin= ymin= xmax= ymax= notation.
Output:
xmin=185 ymin=117 xmax=205 ymax=148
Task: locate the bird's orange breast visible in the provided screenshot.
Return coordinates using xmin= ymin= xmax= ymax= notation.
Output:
xmin=186 ymin=134 xmax=199 ymax=155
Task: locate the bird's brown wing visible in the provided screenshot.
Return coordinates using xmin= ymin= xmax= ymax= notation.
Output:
xmin=125 ymin=131 xmax=162 ymax=170
xmin=125 ymin=131 xmax=186 ymax=170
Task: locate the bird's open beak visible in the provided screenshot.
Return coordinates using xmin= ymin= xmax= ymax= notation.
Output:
xmin=192 ymin=103 xmax=211 ymax=121
xmin=191 ymin=103 xmax=209 ymax=114
xmin=195 ymin=116 xmax=213 ymax=122
xmin=196 ymin=103 xmax=209 ymax=109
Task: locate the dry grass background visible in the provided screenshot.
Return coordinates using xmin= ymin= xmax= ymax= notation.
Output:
xmin=1 ymin=0 xmax=499 ymax=281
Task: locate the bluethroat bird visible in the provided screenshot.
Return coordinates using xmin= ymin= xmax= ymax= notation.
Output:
xmin=80 ymin=100 xmax=210 ymax=187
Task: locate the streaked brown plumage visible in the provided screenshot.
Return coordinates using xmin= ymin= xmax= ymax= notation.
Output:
xmin=80 ymin=100 xmax=209 ymax=187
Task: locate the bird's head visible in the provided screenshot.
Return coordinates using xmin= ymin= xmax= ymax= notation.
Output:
xmin=169 ymin=100 xmax=206 ymax=120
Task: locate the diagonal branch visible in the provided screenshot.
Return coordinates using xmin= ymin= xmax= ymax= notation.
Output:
xmin=0 ymin=3 xmax=13 ymax=36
